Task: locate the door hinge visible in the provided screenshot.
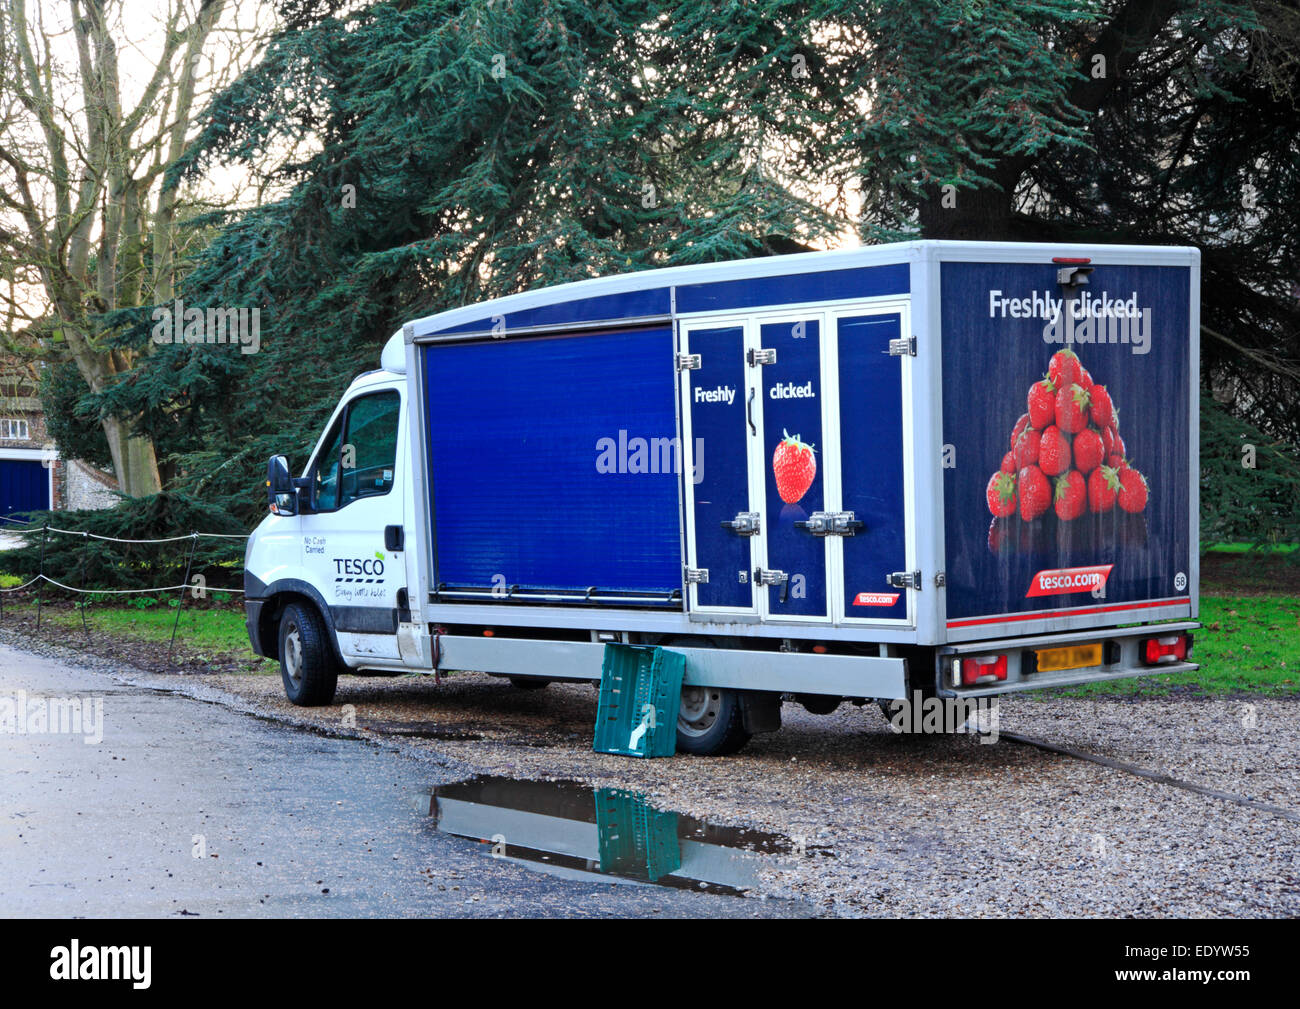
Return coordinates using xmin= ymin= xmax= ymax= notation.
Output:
xmin=676 ymin=352 xmax=702 ymax=371
xmin=934 ymin=571 xmax=946 ymax=587
xmin=754 ymin=567 xmax=788 ymax=586
xmin=684 ymin=566 xmax=709 ymax=584
xmin=888 ymin=336 xmax=917 ymax=357
xmin=747 ymin=347 xmax=778 ymax=367
xmin=887 ymin=570 xmax=922 ymax=590
xmin=720 ymin=511 xmax=761 ymax=536
xmin=795 ymin=510 xmax=865 ymax=537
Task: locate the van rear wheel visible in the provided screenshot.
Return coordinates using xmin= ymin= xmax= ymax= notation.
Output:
xmin=676 ymin=685 xmax=750 ymax=756
xmin=278 ymin=602 xmax=338 ymax=706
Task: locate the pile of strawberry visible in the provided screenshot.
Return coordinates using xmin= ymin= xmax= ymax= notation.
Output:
xmin=986 ymin=348 xmax=1148 ymax=524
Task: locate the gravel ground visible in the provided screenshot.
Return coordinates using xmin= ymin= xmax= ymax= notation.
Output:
xmin=4 ymin=624 xmax=1297 ymax=918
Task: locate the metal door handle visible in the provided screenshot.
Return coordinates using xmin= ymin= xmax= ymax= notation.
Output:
xmin=747 ymin=388 xmax=756 ymax=435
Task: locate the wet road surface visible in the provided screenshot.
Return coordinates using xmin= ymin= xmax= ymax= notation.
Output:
xmin=0 ymin=646 xmax=811 ymax=918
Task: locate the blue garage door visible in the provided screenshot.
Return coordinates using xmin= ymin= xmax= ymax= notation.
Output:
xmin=0 ymin=459 xmax=50 ymax=517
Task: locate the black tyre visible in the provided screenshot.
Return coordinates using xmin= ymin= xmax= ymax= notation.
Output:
xmin=676 ymin=685 xmax=751 ymax=756
xmin=508 ymin=677 xmax=551 ymax=690
xmin=278 ymin=602 xmax=339 ymax=706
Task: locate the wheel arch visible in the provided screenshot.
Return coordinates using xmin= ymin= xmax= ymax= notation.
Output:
xmin=251 ymin=578 xmax=346 ymax=670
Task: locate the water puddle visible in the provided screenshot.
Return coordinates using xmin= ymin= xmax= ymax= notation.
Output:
xmin=419 ymin=775 xmax=796 ymax=895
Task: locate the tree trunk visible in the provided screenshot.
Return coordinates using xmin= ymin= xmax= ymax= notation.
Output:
xmin=100 ymin=414 xmax=162 ymax=497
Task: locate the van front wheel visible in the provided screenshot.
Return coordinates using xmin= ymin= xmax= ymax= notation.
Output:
xmin=278 ymin=602 xmax=338 ymax=706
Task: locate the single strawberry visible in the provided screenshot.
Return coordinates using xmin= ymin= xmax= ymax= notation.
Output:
xmin=1018 ymin=464 xmax=1051 ymax=521
xmin=1055 ymin=382 xmax=1090 ymax=434
xmin=1048 ymin=348 xmax=1082 ymax=389
xmin=987 ymin=471 xmax=1017 ymax=518
xmin=1090 ymin=384 xmax=1114 ymax=429
xmin=1001 ymin=451 xmax=1016 ymax=474
xmin=1078 ymin=365 xmax=1094 ymax=392
xmin=1088 ymin=464 xmax=1121 ymax=513
xmin=1038 ymin=425 xmax=1071 ymax=476
xmin=1110 ymin=430 xmax=1126 ymax=459
xmin=1102 ymin=424 xmax=1117 ymax=458
xmin=1054 ymin=470 xmax=1087 ymax=521
xmin=1106 ymin=453 xmax=1125 ymax=470
xmin=1027 ymin=379 xmax=1056 ymax=429
xmin=1013 ymin=427 xmax=1041 ymax=470
xmin=1010 ymin=412 xmax=1031 ymax=450
xmin=773 ymin=429 xmax=817 ymax=503
xmin=1117 ymin=465 xmax=1148 ymax=513
xmin=1072 ymin=427 xmax=1104 ymax=473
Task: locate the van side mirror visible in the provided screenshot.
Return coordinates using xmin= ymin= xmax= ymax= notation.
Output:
xmin=267 ymin=454 xmax=297 ymax=515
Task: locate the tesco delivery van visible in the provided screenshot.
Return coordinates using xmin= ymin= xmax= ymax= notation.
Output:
xmin=244 ymin=240 xmax=1200 ymax=755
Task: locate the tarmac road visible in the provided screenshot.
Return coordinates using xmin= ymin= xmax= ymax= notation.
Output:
xmin=0 ymin=645 xmax=809 ymax=918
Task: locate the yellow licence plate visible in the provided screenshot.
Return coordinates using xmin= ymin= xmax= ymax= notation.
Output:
xmin=1036 ymin=643 xmax=1103 ymax=672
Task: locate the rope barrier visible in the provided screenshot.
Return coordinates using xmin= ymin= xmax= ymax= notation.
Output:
xmin=0 ymin=575 xmax=243 ymax=595
xmin=0 ymin=520 xmax=249 ymax=660
xmin=0 ymin=520 xmax=249 ymax=542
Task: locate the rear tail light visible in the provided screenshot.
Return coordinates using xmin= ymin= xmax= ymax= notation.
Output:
xmin=960 ymin=654 xmax=1008 ymax=686
xmin=1142 ymin=634 xmax=1190 ymax=665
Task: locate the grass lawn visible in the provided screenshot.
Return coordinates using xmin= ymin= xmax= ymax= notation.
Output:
xmin=0 ymin=592 xmax=275 ymax=674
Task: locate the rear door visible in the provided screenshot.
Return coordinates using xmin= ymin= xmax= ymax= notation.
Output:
xmin=680 ymin=301 xmax=913 ymax=627
xmin=828 ymin=307 xmax=913 ymax=625
xmin=679 ymin=322 xmax=757 ymax=616
xmin=938 ymin=254 xmax=1196 ymax=639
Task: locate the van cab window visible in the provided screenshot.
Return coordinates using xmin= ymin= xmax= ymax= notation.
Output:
xmin=312 ymin=390 xmax=400 ymax=511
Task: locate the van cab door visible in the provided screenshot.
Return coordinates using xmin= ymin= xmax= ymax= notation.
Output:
xmin=300 ymin=386 xmax=406 ymax=663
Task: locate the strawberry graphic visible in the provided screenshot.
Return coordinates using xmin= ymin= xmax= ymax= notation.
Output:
xmin=1116 ymin=464 xmax=1148 ymax=513
xmin=1102 ymin=426 xmax=1123 ymax=460
xmin=1054 ymin=470 xmax=1087 ymax=521
xmin=1027 ymin=379 xmax=1055 ymax=429
xmin=1018 ymin=464 xmax=1051 ymax=521
xmin=1048 ymin=348 xmax=1081 ymax=389
xmin=1013 ymin=426 xmax=1041 ymax=470
xmin=1088 ymin=464 xmax=1121 ymax=513
xmin=987 ymin=471 xmax=1017 ymax=518
xmin=1011 ymin=412 xmax=1031 ymax=450
xmin=1055 ymin=382 xmax=1090 ymax=434
xmin=1038 ymin=425 xmax=1071 ymax=476
xmin=1089 ymin=384 xmax=1114 ymax=429
xmin=772 ymin=429 xmax=816 ymax=504
xmin=1072 ymin=427 xmax=1104 ymax=474
xmin=1001 ymin=451 xmax=1016 ymax=474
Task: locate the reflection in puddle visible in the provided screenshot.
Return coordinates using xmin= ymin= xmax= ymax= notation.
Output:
xmin=421 ymin=776 xmax=793 ymax=895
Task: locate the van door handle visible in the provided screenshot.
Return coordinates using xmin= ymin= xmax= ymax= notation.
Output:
xmin=747 ymin=387 xmax=756 ymax=435
xmin=384 ymin=525 xmax=404 ymax=551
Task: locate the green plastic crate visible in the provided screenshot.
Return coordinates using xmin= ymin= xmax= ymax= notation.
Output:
xmin=593 ymin=644 xmax=685 ymax=758
xmin=594 ymin=787 xmax=682 ymax=882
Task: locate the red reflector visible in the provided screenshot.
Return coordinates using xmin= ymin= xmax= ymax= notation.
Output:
xmin=1143 ymin=635 xmax=1187 ymax=664
xmin=811 ymin=645 xmax=827 ymax=654
xmin=961 ymin=654 xmax=1008 ymax=686
xmin=1052 ymin=256 xmax=1092 ymax=264
xmin=483 ymin=629 xmax=495 ymax=637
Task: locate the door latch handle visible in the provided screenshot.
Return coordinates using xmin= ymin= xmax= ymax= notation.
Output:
xmin=794 ymin=511 xmax=864 ymax=537
xmin=719 ymin=512 xmax=761 ymax=536
xmin=746 ymin=387 xmax=756 ymax=435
